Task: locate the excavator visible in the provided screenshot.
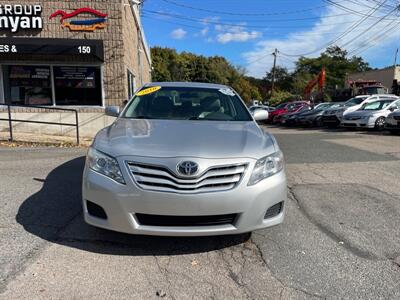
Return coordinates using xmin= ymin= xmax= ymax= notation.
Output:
xmin=303 ymin=67 xmax=326 ymax=103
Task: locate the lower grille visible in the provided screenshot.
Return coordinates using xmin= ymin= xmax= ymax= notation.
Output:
xmin=264 ymin=202 xmax=283 ymax=219
xmin=343 ymin=123 xmax=357 ymax=127
xmin=136 ymin=213 xmax=238 ymax=227
xmin=86 ymin=201 xmax=107 ymax=220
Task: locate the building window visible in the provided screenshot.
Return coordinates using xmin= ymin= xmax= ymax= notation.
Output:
xmin=1 ymin=65 xmax=103 ymax=106
xmin=127 ymin=70 xmax=136 ymax=99
xmin=54 ymin=66 xmax=102 ymax=106
xmin=4 ymin=65 xmax=52 ymax=105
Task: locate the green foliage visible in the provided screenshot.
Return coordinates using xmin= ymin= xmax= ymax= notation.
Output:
xmin=150 ymin=47 xmax=261 ymax=103
xmin=269 ymin=90 xmax=296 ymax=106
xmin=248 ymin=45 xmax=371 ymax=100
xmin=151 ymin=45 xmax=370 ymax=103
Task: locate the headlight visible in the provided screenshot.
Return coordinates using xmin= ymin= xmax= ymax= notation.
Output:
xmin=360 ymin=115 xmax=370 ymax=119
xmin=248 ymin=151 xmax=284 ymax=186
xmin=87 ymin=147 xmax=125 ymax=184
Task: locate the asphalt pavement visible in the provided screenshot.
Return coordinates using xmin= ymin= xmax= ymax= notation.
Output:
xmin=0 ymin=127 xmax=399 ymax=299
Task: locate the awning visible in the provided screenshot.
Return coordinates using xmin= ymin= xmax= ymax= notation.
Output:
xmin=0 ymin=38 xmax=104 ymax=62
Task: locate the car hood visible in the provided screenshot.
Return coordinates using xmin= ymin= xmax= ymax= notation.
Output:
xmin=93 ymin=118 xmax=277 ymax=159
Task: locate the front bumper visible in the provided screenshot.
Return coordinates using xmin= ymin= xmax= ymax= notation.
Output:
xmin=322 ymin=115 xmax=340 ymax=126
xmin=82 ymin=157 xmax=287 ymax=236
xmin=385 ymin=119 xmax=400 ymax=131
xmin=341 ymin=118 xmax=375 ymax=128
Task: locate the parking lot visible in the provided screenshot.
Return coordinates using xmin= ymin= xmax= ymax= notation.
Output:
xmin=1 ymin=126 xmax=399 ymax=300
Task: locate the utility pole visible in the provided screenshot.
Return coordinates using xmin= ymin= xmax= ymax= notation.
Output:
xmin=394 ymin=48 xmax=398 ymax=68
xmin=270 ymin=48 xmax=278 ymax=99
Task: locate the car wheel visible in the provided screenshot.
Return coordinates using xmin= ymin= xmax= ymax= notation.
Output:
xmin=313 ymin=117 xmax=323 ymax=127
xmin=374 ymin=117 xmax=386 ymax=130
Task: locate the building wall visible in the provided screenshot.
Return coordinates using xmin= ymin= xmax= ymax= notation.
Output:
xmin=1 ymin=0 xmax=127 ymax=106
xmin=122 ymin=0 xmax=151 ymax=97
xmin=346 ymin=67 xmax=399 ymax=90
xmin=0 ymin=0 xmax=151 ymax=139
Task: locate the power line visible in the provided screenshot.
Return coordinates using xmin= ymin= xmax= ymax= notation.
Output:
xmin=279 ymin=0 xmax=392 ymax=57
xmin=159 ymin=0 xmax=330 ymax=16
xmin=142 ymin=14 xmax=399 ymax=37
xmin=339 ymin=5 xmax=398 ymax=49
xmin=142 ymin=9 xmax=396 ymax=29
xmin=348 ymin=19 xmax=400 ymax=55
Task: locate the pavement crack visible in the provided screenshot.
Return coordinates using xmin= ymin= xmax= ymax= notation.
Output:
xmin=249 ymin=236 xmax=325 ymax=299
xmin=288 ymin=185 xmax=384 ymax=261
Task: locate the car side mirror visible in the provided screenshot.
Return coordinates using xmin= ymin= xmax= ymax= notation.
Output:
xmin=105 ymin=106 xmax=120 ymax=117
xmin=389 ymin=106 xmax=397 ymax=112
xmin=252 ymin=109 xmax=269 ymax=121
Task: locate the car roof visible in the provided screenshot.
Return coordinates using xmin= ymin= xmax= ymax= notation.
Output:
xmin=144 ymin=82 xmax=230 ymax=90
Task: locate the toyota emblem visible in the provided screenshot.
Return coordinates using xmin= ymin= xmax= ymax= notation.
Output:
xmin=177 ymin=161 xmax=199 ymax=176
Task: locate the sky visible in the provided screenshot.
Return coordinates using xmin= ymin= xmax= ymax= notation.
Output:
xmin=141 ymin=0 xmax=400 ymax=78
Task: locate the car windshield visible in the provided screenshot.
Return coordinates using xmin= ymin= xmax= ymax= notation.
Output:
xmin=122 ymin=86 xmax=252 ymax=121
xmin=360 ymin=100 xmax=394 ymax=110
xmin=275 ymin=103 xmax=287 ymax=109
xmin=345 ymin=97 xmax=367 ymax=107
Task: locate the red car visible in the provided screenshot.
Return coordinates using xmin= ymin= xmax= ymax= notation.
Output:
xmin=268 ymin=101 xmax=309 ymax=124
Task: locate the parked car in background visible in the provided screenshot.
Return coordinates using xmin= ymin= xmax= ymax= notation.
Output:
xmin=322 ymin=96 xmax=367 ymax=127
xmin=341 ymin=98 xmax=400 ymax=130
xmin=279 ymin=104 xmax=312 ymax=125
xmin=83 ymin=82 xmax=287 ymax=236
xmin=322 ymin=95 xmax=398 ymax=127
xmin=268 ymin=101 xmax=309 ymax=123
xmin=297 ymin=102 xmax=343 ymax=127
xmin=386 ymin=110 xmax=400 ymax=134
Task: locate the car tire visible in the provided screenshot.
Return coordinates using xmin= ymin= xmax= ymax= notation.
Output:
xmin=374 ymin=117 xmax=386 ymax=130
xmin=313 ymin=117 xmax=323 ymax=127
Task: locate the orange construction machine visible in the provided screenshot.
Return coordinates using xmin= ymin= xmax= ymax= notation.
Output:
xmin=304 ymin=67 xmax=326 ymax=101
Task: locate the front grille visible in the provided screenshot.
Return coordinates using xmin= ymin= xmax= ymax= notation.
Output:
xmin=322 ymin=116 xmax=339 ymax=122
xmin=126 ymin=162 xmax=247 ymax=193
xmin=343 ymin=123 xmax=357 ymax=127
xmin=345 ymin=117 xmax=361 ymax=121
xmin=136 ymin=213 xmax=238 ymax=227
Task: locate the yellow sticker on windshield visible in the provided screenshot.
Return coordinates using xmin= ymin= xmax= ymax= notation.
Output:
xmin=136 ymin=86 xmax=161 ymax=96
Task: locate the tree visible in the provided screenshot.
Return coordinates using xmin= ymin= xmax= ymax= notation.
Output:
xmin=264 ymin=66 xmax=293 ymax=92
xmin=150 ymin=47 xmax=262 ymax=103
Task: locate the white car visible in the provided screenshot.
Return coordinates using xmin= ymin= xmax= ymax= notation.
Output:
xmin=342 ymin=99 xmax=400 ymax=130
xmin=322 ymin=95 xmax=398 ymax=126
xmin=342 ymin=94 xmax=399 ymax=117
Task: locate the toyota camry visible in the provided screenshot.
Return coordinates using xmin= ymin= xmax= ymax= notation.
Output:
xmin=82 ymin=82 xmax=287 ymax=236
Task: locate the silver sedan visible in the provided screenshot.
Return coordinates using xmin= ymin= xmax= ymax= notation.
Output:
xmin=82 ymin=82 xmax=287 ymax=236
xmin=342 ymin=99 xmax=400 ymax=130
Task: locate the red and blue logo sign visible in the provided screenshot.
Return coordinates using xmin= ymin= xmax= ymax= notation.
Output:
xmin=50 ymin=8 xmax=108 ymax=32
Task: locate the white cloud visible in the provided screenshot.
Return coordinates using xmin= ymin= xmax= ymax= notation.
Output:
xmin=171 ymin=28 xmax=187 ymax=40
xmin=217 ymin=30 xmax=262 ymax=44
xmin=201 ymin=27 xmax=209 ymax=36
xmin=214 ymin=23 xmax=262 ymax=44
xmin=242 ymin=1 xmax=400 ymax=78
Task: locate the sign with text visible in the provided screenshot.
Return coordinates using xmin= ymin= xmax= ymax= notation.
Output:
xmin=0 ymin=4 xmax=43 ymax=32
xmin=0 ymin=38 xmax=104 ymax=61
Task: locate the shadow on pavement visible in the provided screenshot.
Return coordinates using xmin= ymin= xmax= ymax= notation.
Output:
xmin=16 ymin=157 xmax=250 ymax=256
